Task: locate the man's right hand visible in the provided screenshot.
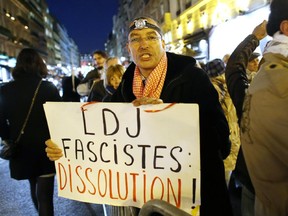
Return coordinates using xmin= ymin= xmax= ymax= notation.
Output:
xmin=252 ymin=20 xmax=268 ymax=41
xmin=45 ymin=139 xmax=63 ymax=161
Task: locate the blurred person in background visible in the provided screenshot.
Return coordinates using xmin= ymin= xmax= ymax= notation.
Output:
xmin=102 ymin=64 xmax=124 ymax=102
xmin=205 ymin=58 xmax=240 ymax=187
xmin=76 ymin=50 xmax=108 ymax=97
xmin=0 ymin=48 xmax=61 ymax=216
xmin=61 ymin=72 xmax=81 ymax=102
xmin=246 ymin=52 xmax=260 ymax=83
xmin=88 ymin=56 xmax=121 ymax=102
xmin=222 ymin=54 xmax=231 ymax=65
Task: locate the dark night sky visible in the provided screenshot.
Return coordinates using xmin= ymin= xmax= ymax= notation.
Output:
xmin=45 ymin=0 xmax=118 ymax=54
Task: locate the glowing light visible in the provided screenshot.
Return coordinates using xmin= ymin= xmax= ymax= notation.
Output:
xmin=212 ymin=3 xmax=231 ymax=26
xmin=177 ymin=25 xmax=183 ymax=38
xmin=200 ymin=12 xmax=208 ymax=28
xmin=236 ymin=0 xmax=249 ymax=12
xmin=187 ymin=20 xmax=194 ymax=33
xmin=164 ymin=31 xmax=172 ymax=43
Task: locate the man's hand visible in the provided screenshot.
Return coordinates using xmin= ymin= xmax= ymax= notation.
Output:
xmin=45 ymin=139 xmax=63 ymax=161
xmin=252 ymin=20 xmax=267 ymax=40
xmin=132 ymin=97 xmax=163 ymax=106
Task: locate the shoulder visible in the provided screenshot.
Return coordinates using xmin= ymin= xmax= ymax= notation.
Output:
xmin=166 ymin=52 xmax=197 ymax=67
xmin=0 ymin=81 xmax=17 ymax=95
xmin=166 ymin=52 xmax=207 ymax=80
xmin=41 ymin=80 xmax=59 ymax=93
xmin=42 ymin=80 xmax=56 ymax=87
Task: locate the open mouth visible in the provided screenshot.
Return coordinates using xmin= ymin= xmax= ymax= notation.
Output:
xmin=140 ymin=53 xmax=151 ymax=60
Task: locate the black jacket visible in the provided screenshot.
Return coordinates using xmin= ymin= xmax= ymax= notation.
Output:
xmin=112 ymin=52 xmax=232 ymax=216
xmin=0 ymin=76 xmax=61 ymax=180
xmin=62 ymin=75 xmax=81 ymax=102
xmin=88 ymin=79 xmax=106 ymax=102
xmin=225 ymin=34 xmax=259 ymax=193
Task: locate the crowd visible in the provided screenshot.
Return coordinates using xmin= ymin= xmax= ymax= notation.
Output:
xmin=0 ymin=0 xmax=287 ymax=216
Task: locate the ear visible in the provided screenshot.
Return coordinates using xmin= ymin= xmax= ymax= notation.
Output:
xmin=161 ymin=39 xmax=166 ymax=50
xmin=126 ymin=43 xmax=131 ymax=55
xmin=280 ymin=20 xmax=288 ymax=36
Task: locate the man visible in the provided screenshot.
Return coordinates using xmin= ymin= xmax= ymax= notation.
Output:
xmin=88 ymin=56 xmax=121 ymax=102
xmin=205 ymin=59 xmax=241 ymax=187
xmin=76 ymin=50 xmax=108 ymax=97
xmin=108 ymin=17 xmax=232 ymax=215
xmin=240 ymin=0 xmax=288 ymax=215
xmin=222 ymin=53 xmax=231 ymax=65
xmin=225 ymin=20 xmax=268 ymax=216
xmin=246 ymin=52 xmax=260 ymax=83
xmin=46 ymin=17 xmax=232 ymax=216
xmin=61 ymin=73 xmax=81 ymax=102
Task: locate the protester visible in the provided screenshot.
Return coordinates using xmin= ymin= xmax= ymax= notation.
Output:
xmin=205 ymin=58 xmax=240 ymax=186
xmin=76 ymin=50 xmax=108 ymax=97
xmin=246 ymin=52 xmax=260 ymax=83
xmin=222 ymin=54 xmax=231 ymax=65
xmin=88 ymin=56 xmax=121 ymax=102
xmin=61 ymin=73 xmax=81 ymax=102
xmin=0 ymin=48 xmax=61 ymax=216
xmin=225 ymin=20 xmax=268 ymax=216
xmin=241 ymin=0 xmax=288 ymax=215
xmin=102 ymin=64 xmax=124 ymax=102
xmin=46 ymin=16 xmax=232 ymax=216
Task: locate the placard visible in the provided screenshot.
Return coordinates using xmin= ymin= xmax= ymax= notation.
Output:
xmin=44 ymin=102 xmax=200 ymax=214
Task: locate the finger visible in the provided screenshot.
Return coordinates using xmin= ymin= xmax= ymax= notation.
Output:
xmin=150 ymin=99 xmax=163 ymax=104
xmin=45 ymin=139 xmax=57 ymax=148
xmin=45 ymin=147 xmax=62 ymax=154
xmin=47 ymin=152 xmax=63 ymax=161
xmin=132 ymin=99 xmax=141 ymax=106
xmin=261 ymin=20 xmax=267 ymax=26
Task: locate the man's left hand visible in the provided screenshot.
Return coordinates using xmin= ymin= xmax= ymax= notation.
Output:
xmin=132 ymin=97 xmax=163 ymax=106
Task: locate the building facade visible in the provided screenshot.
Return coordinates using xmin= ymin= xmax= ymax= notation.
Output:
xmin=107 ymin=0 xmax=271 ymax=63
xmin=0 ymin=0 xmax=80 ymax=82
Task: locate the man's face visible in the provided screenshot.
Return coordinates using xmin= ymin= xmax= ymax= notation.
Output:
xmin=247 ymin=58 xmax=259 ymax=72
xmin=127 ymin=20 xmax=165 ymax=74
xmin=93 ymin=54 xmax=106 ymax=69
xmin=105 ymin=58 xmax=120 ymax=70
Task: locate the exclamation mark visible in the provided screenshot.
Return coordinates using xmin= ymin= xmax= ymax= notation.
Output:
xmin=192 ymin=178 xmax=196 ymax=209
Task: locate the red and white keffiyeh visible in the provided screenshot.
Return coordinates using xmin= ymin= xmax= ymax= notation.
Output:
xmin=133 ymin=53 xmax=167 ymax=99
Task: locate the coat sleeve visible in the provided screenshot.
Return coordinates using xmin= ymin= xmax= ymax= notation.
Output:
xmin=225 ymin=34 xmax=259 ymax=121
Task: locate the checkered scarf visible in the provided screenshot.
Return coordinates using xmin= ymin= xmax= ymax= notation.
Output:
xmin=264 ymin=31 xmax=288 ymax=58
xmin=133 ymin=53 xmax=167 ymax=99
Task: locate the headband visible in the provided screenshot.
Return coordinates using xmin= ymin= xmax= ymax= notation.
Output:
xmin=129 ymin=18 xmax=162 ymax=36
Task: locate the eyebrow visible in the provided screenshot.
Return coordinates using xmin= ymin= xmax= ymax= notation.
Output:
xmin=129 ymin=30 xmax=159 ymax=38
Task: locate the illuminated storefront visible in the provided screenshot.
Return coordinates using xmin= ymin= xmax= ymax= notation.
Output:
xmin=163 ymin=0 xmax=271 ymax=63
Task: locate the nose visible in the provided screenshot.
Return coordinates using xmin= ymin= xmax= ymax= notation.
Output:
xmin=139 ymin=38 xmax=149 ymax=48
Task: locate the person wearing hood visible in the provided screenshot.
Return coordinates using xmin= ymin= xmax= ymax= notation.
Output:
xmin=241 ymin=0 xmax=288 ymax=215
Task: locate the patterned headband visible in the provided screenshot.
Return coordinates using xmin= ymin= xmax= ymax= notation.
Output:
xmin=129 ymin=18 xmax=162 ymax=36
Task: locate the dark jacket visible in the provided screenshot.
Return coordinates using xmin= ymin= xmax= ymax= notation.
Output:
xmin=225 ymin=34 xmax=259 ymax=193
xmin=80 ymin=68 xmax=100 ymax=88
xmin=88 ymin=79 xmax=106 ymax=102
xmin=0 ymin=76 xmax=61 ymax=180
xmin=112 ymin=52 xmax=233 ymax=216
xmin=62 ymin=75 xmax=81 ymax=102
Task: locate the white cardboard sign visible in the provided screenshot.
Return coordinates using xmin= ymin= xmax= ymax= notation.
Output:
xmin=44 ymin=102 xmax=201 ymax=214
